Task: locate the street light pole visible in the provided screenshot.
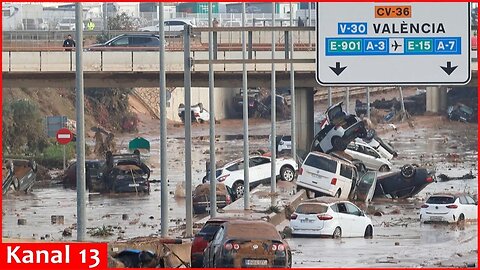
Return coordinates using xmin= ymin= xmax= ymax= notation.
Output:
xmin=158 ymin=2 xmax=169 ymax=238
xmin=75 ymin=2 xmax=86 ymax=242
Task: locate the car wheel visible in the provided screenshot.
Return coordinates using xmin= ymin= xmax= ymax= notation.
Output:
xmin=379 ymin=165 xmax=390 ymax=172
xmin=280 ymin=166 xmax=295 ymax=182
xmin=334 ymin=189 xmax=341 ymax=198
xmin=332 ymin=227 xmax=342 ymax=239
xmin=400 ymin=164 xmax=415 ymax=178
xmin=364 ymin=225 xmax=373 ymax=238
xmin=233 ymin=181 xmax=245 ymax=198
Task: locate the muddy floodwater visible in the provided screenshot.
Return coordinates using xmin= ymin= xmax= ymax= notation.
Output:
xmin=2 ymin=115 xmax=478 ymax=267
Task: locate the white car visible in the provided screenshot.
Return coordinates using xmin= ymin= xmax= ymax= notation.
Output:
xmin=312 ymin=102 xmax=367 ymax=154
xmin=269 ymin=135 xmax=292 ymax=154
xmin=296 ymin=151 xmax=358 ymax=200
xmin=178 ymin=103 xmax=209 ymax=123
xmin=204 ymin=156 xmax=298 ymax=198
xmin=420 ymin=193 xmax=477 ymax=223
xmin=290 ymin=198 xmax=373 ymax=238
xmin=139 ymin=18 xmax=196 ymax=32
xmin=345 ymin=141 xmax=392 ymax=172
xmin=56 ymin=18 xmax=84 ymax=31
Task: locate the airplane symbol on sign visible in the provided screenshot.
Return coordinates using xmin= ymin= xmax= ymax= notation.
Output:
xmin=391 ymin=40 xmax=402 ymax=51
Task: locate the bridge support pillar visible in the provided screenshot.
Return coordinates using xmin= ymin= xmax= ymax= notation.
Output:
xmin=426 ymin=87 xmax=448 ymax=113
xmin=295 ymin=87 xmax=314 ymax=159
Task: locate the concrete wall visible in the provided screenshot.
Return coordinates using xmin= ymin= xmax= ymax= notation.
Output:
xmin=3 ymin=51 xmax=315 ymax=72
xmin=134 ymin=86 xmax=237 ymax=122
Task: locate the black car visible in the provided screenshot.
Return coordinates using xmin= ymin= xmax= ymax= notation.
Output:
xmin=87 ymin=34 xmax=165 ymax=51
xmin=102 ymin=152 xmax=151 ymax=193
xmin=447 ymin=103 xmax=476 ymax=123
xmin=374 ymin=164 xmax=435 ymax=198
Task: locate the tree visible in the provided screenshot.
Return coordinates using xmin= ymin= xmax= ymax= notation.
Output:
xmin=2 ymin=99 xmax=48 ymax=155
xmin=108 ymin=12 xmax=137 ymax=31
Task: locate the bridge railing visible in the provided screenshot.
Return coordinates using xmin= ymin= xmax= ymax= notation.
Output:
xmin=2 ymin=27 xmax=316 ymax=51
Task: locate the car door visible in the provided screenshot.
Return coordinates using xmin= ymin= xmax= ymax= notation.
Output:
xmin=249 ymin=157 xmax=271 ymax=184
xmin=464 ymin=195 xmax=477 ymax=220
xmin=334 ymin=202 xmax=355 ymax=237
xmin=364 ymin=146 xmax=383 ymax=169
xmin=109 ymin=36 xmax=129 ymax=47
xmin=354 ymin=171 xmax=378 ymax=203
xmin=345 ymin=202 xmax=366 ymax=236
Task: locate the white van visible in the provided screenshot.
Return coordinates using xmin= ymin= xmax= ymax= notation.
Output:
xmin=296 ymin=152 xmax=357 ymax=200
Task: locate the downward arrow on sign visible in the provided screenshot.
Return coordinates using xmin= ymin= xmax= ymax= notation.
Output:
xmin=329 ymin=62 xmax=347 ymax=76
xmin=440 ymin=61 xmax=458 ymax=75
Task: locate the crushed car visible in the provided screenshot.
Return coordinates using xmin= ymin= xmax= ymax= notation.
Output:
xmin=193 ymin=183 xmax=234 ymax=215
xmin=203 ymin=220 xmax=292 ymax=268
xmin=2 ymin=159 xmax=37 ymax=195
xmin=311 ymin=102 xmax=367 ymax=154
xmin=103 ymin=151 xmax=151 ymax=194
xmin=232 ymin=88 xmax=261 ymax=118
xmin=345 ymin=140 xmax=392 ymax=172
xmin=447 ymin=103 xmax=477 ymax=123
xmin=178 ymin=103 xmax=210 ymax=123
xmin=374 ymin=164 xmax=435 ymax=199
xmin=62 ymin=160 xmax=105 ymax=191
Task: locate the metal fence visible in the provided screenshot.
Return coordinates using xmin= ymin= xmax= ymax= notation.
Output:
xmin=2 ymin=27 xmax=317 ymax=51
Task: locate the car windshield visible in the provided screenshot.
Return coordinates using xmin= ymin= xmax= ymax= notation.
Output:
xmin=426 ymin=196 xmax=456 ymax=204
xmin=283 ymin=136 xmax=292 ymax=141
xmin=295 ymin=203 xmax=328 ymax=214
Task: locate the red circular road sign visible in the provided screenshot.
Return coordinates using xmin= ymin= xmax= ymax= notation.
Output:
xmin=56 ymin=128 xmax=73 ymax=145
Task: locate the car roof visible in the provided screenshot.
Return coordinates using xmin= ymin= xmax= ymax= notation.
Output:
xmin=221 ymin=155 xmax=269 ymax=168
xmin=306 ymin=151 xmax=355 ymax=166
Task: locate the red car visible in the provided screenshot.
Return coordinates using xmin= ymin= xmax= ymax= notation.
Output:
xmin=191 ymin=218 xmax=234 ymax=268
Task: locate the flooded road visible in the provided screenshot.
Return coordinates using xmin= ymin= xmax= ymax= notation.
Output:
xmin=2 ymin=112 xmax=477 ymax=267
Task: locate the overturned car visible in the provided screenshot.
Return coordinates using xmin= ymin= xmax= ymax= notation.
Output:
xmin=193 ymin=183 xmax=234 ymax=215
xmin=62 ymin=152 xmax=150 ymax=194
xmin=2 ymin=159 xmax=37 ymax=195
xmin=312 ymin=102 xmax=367 ymax=154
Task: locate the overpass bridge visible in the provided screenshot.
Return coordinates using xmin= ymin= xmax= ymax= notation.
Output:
xmin=2 ymin=27 xmax=477 ymax=154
